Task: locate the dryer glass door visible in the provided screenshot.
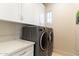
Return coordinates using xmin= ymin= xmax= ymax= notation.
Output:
xmin=49 ymin=32 xmax=53 ymax=43
xmin=40 ymin=32 xmax=49 ymax=51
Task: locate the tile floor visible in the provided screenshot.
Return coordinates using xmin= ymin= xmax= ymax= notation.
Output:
xmin=52 ymin=52 xmax=62 ymax=56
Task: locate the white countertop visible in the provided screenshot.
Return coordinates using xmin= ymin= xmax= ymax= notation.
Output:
xmin=0 ymin=39 xmax=35 ymax=56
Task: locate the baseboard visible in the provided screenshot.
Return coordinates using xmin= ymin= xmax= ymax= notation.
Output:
xmin=53 ymin=49 xmax=75 ymax=56
xmin=75 ymin=50 xmax=79 ymax=55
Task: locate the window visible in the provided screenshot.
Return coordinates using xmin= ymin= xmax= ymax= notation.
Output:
xmin=46 ymin=11 xmax=52 ymax=24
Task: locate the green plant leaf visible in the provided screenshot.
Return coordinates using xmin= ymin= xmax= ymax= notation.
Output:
xmin=77 ymin=10 xmax=79 ymax=16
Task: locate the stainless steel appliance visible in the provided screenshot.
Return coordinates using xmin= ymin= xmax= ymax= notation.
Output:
xmin=21 ymin=25 xmax=53 ymax=56
xmin=46 ymin=28 xmax=54 ymax=56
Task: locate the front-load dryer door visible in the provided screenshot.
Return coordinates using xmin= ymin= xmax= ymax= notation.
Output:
xmin=49 ymin=32 xmax=53 ymax=43
xmin=40 ymin=32 xmax=49 ymax=51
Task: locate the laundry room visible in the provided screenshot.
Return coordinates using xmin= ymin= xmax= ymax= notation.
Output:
xmin=0 ymin=2 xmax=79 ymax=56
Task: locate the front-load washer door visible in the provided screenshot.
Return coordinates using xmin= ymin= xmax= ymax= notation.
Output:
xmin=40 ymin=32 xmax=49 ymax=51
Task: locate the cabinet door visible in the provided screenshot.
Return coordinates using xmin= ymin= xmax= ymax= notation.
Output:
xmin=46 ymin=11 xmax=53 ymax=28
xmin=39 ymin=4 xmax=45 ymax=27
xmin=0 ymin=3 xmax=20 ymax=22
xmin=22 ymin=4 xmax=35 ymax=25
xmin=32 ymin=4 xmax=40 ymax=26
xmin=22 ymin=3 xmax=45 ymax=26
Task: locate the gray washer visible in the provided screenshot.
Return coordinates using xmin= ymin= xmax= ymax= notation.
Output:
xmin=21 ymin=25 xmax=50 ymax=56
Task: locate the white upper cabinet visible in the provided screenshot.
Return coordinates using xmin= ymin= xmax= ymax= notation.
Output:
xmin=39 ymin=4 xmax=45 ymax=27
xmin=21 ymin=4 xmax=34 ymax=25
xmin=32 ymin=4 xmax=41 ymax=26
xmin=0 ymin=3 xmax=20 ymax=22
xmin=21 ymin=3 xmax=42 ymax=26
xmin=46 ymin=11 xmax=53 ymax=28
xmin=21 ymin=3 xmax=45 ymax=26
xmin=0 ymin=3 xmax=45 ymax=26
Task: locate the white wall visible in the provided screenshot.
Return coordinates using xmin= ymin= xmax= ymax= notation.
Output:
xmin=46 ymin=3 xmax=79 ymax=55
xmin=0 ymin=21 xmax=23 ymax=42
